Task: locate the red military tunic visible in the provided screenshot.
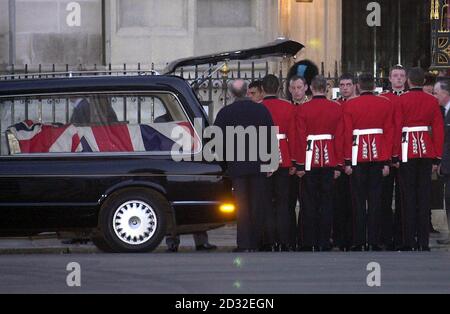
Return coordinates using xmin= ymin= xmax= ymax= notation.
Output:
xmin=380 ymin=90 xmax=405 ymax=162
xmin=395 ymin=88 xmax=444 ymax=162
xmin=295 ymin=96 xmax=344 ymax=170
xmin=336 ymin=97 xmax=346 ymax=106
xmin=343 ymin=92 xmax=395 ymax=165
xmin=263 ymin=96 xmax=297 ymax=168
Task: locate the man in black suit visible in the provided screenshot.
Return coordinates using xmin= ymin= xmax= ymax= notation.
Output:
xmin=214 ymin=79 xmax=276 ymax=252
xmin=435 ymin=80 xmax=450 ymax=245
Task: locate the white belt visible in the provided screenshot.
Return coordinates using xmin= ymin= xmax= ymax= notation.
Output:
xmin=352 ymin=128 xmax=383 ymax=166
xmin=276 ymin=134 xmax=287 ymax=164
xmin=401 ymin=126 xmax=430 ymax=163
xmin=305 ymin=134 xmax=333 ymax=171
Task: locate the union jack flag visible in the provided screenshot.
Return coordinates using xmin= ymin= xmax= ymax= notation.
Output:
xmin=7 ymin=120 xmax=199 ymax=154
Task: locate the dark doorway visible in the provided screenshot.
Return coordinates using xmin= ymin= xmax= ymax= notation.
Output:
xmin=342 ymin=0 xmax=431 ymax=76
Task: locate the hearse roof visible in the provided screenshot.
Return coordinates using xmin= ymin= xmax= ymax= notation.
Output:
xmin=0 ymin=75 xmax=191 ymax=97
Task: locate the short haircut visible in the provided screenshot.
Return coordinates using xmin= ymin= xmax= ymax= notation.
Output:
xmin=289 ymin=75 xmax=307 ymax=86
xmin=424 ymin=73 xmax=437 ymax=87
xmin=358 ymin=72 xmax=375 ymax=91
xmin=437 ymin=80 xmax=450 ymax=95
xmin=248 ymin=80 xmax=262 ymax=91
xmin=229 ymin=80 xmax=248 ymax=98
xmin=262 ymin=74 xmax=280 ymax=94
xmin=408 ymin=67 xmax=425 ymax=86
xmin=389 ymin=64 xmax=406 ymax=76
xmin=339 ymin=73 xmax=356 ymax=84
xmin=311 ymin=75 xmax=327 ymax=93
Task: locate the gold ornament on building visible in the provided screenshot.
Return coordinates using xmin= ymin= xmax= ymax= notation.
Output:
xmin=220 ymin=62 xmax=230 ymax=79
xmin=441 ymin=0 xmax=449 ymax=31
xmin=435 ymin=0 xmax=441 ymax=20
xmin=431 ymin=0 xmax=435 ymax=20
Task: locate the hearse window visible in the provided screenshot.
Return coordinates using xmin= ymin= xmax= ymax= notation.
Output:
xmin=0 ymin=93 xmax=199 ymax=156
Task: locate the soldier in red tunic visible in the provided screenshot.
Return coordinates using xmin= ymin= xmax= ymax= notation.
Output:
xmin=333 ymin=73 xmax=357 ymax=251
xmin=379 ymin=65 xmax=407 ymax=251
xmin=262 ymin=74 xmax=298 ymax=251
xmin=396 ymin=67 xmax=444 ymax=251
xmin=295 ymin=76 xmax=344 ymax=251
xmin=343 ymin=73 xmax=395 ymax=251
xmin=287 ymin=75 xmax=310 ymax=250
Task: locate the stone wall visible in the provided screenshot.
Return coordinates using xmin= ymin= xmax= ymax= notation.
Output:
xmin=1 ymin=0 xmax=342 ymax=76
xmin=0 ymin=1 xmax=9 ymax=66
xmin=106 ymin=0 xmax=278 ymax=71
xmin=2 ymin=0 xmax=102 ymax=70
xmin=280 ymin=0 xmax=342 ymax=76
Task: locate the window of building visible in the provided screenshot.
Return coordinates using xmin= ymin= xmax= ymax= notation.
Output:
xmin=197 ymin=0 xmax=255 ymax=28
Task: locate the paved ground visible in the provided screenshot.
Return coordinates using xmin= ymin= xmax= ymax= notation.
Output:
xmin=0 ymin=251 xmax=450 ymax=294
xmin=0 ymin=214 xmax=449 ymax=294
xmin=0 ymin=226 xmax=449 ymax=254
xmin=0 ymin=209 xmax=448 ymax=254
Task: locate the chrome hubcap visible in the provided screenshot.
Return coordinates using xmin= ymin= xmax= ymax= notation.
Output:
xmin=113 ymin=200 xmax=157 ymax=245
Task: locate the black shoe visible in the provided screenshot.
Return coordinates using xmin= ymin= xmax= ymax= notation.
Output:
xmin=259 ymin=244 xmax=274 ymax=252
xmin=385 ymin=244 xmax=395 ymax=251
xmin=431 ymin=228 xmax=440 ymax=234
xmin=399 ymin=246 xmax=413 ymax=252
xmin=196 ymin=243 xmax=217 ymax=251
xmin=350 ymin=245 xmax=364 ymax=252
xmin=417 ymin=246 xmax=430 ymax=252
xmin=62 ymin=238 xmax=90 ymax=245
xmin=319 ymin=246 xmax=332 ymax=252
xmin=298 ymin=246 xmax=318 ymax=252
xmin=166 ymin=246 xmax=178 ymax=253
xmin=367 ymin=245 xmax=383 ymax=252
xmin=232 ymin=248 xmax=255 ymax=253
xmin=437 ymin=238 xmax=450 ymax=245
xmin=280 ymin=245 xmax=290 ymax=252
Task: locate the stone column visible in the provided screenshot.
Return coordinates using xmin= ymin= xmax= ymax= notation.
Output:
xmin=287 ymin=0 xmax=342 ymax=76
xmin=106 ymin=0 xmax=196 ymax=70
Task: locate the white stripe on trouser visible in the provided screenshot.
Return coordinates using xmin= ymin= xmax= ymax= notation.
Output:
xmin=352 ymin=129 xmax=383 ymax=166
xmin=401 ymin=126 xmax=429 ymax=163
xmin=305 ymin=134 xmax=333 ymax=171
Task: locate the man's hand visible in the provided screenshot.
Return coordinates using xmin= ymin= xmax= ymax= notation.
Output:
xmin=334 ymin=170 xmax=341 ymax=180
xmin=289 ymin=167 xmax=297 ymax=176
xmin=393 ymin=162 xmax=400 ymax=169
xmin=382 ymin=165 xmax=390 ymax=177
xmin=297 ymin=171 xmax=306 ymax=178
xmin=345 ymin=166 xmax=353 ymax=176
xmin=267 ymin=172 xmax=273 ymax=178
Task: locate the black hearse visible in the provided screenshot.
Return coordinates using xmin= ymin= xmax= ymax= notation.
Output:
xmin=0 ymin=40 xmax=303 ymax=253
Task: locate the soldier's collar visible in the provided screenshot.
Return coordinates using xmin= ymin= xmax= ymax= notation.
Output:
xmin=360 ymin=92 xmax=374 ymax=96
xmin=312 ymin=95 xmax=327 ymax=99
xmin=391 ymin=89 xmax=406 ymax=96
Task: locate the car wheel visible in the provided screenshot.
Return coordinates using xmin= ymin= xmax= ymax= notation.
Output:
xmin=97 ymin=188 xmax=168 ymax=253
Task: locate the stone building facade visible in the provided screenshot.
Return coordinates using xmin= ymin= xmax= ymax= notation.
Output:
xmin=0 ymin=0 xmax=342 ymax=73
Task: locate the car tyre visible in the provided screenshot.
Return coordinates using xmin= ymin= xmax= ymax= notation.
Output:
xmin=96 ymin=188 xmax=168 ymax=253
